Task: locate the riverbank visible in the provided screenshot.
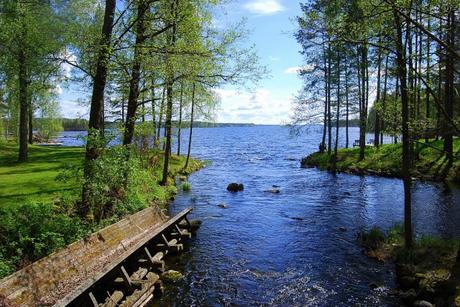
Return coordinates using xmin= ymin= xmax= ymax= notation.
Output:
xmin=0 ymin=143 xmax=204 ymax=278
xmin=359 ymin=226 xmax=460 ymax=306
xmin=301 ymin=139 xmax=460 ymax=183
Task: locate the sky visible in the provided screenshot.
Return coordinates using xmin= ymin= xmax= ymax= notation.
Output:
xmin=59 ymin=0 xmax=304 ymax=125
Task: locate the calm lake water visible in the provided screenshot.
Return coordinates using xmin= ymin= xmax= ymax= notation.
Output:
xmin=59 ymin=126 xmax=460 ymax=306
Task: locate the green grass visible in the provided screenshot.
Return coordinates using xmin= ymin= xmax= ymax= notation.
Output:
xmin=0 ymin=144 xmax=204 ymax=209
xmin=0 ymin=143 xmax=84 ymax=208
xmin=304 ymin=138 xmax=460 ymax=183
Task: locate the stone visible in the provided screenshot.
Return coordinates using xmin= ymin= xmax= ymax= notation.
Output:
xmin=227 ymin=183 xmax=244 ymax=192
xmin=339 ymin=227 xmax=347 ymax=232
xmin=369 ymin=282 xmax=379 ymax=289
xmin=413 ymin=300 xmax=433 ymax=307
xmin=218 ymin=203 xmax=227 ymax=209
xmin=265 ymin=188 xmax=280 ymax=194
xmin=161 ymin=270 xmax=183 ymax=284
xmin=189 ymin=220 xmax=202 ymax=232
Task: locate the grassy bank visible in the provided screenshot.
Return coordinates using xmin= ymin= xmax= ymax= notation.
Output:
xmin=0 ymin=143 xmax=204 ymax=278
xmin=359 ymin=226 xmax=460 ymax=305
xmin=302 ymin=138 xmax=460 ymax=183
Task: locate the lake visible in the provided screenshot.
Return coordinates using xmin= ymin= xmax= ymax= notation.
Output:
xmin=59 ymin=126 xmax=460 ymax=306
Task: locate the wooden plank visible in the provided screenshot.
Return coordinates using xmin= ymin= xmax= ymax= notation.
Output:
xmin=55 ymin=207 xmax=192 ymax=307
xmin=88 ymin=292 xmax=99 ymax=307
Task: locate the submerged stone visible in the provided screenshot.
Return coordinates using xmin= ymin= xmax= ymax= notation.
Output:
xmin=413 ymin=300 xmax=433 ymax=307
xmin=265 ymin=188 xmax=280 ymax=194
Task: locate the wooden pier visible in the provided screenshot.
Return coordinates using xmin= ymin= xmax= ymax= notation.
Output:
xmin=0 ymin=207 xmax=198 ymax=307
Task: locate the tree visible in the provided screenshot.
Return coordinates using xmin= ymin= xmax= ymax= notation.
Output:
xmin=81 ymin=0 xmax=117 ymax=217
xmin=0 ymin=0 xmax=66 ymax=161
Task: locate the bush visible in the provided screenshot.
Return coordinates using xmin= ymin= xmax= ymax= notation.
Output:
xmin=358 ymin=227 xmax=386 ymax=250
xmin=0 ymin=203 xmax=90 ymax=278
xmin=182 ymin=182 xmax=191 ymax=192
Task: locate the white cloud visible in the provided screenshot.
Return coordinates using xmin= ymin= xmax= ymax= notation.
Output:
xmin=243 ymin=0 xmax=285 ymax=15
xmin=284 ymin=65 xmax=314 ymax=75
xmin=213 ymin=87 xmax=292 ymax=124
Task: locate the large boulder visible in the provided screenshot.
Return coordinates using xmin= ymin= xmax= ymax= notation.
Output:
xmin=227 ymin=183 xmax=244 ymax=192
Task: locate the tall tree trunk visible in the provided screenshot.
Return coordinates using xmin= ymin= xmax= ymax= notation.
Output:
xmin=394 ymin=9 xmax=413 ymax=248
xmin=327 ymin=42 xmax=332 ymax=154
xmin=123 ymin=0 xmax=149 ymax=146
xmin=28 ymin=96 xmax=33 ymax=144
xmin=425 ymin=5 xmax=431 ymax=143
xmin=443 ymin=8 xmax=454 ymax=165
xmin=161 ymin=0 xmax=178 ymax=186
xmin=121 ymin=95 xmax=125 ymax=123
xmin=81 ymin=0 xmax=116 ymax=217
xmin=345 ymin=64 xmax=349 ymax=149
xmin=177 ymin=82 xmax=183 ymax=156
xmin=18 ymin=49 xmax=28 ymax=162
xmin=151 ymin=81 xmax=157 ymax=144
xmin=359 ymin=44 xmax=368 ymax=161
xmin=321 ymin=44 xmax=328 ymax=153
xmin=374 ymin=37 xmax=383 ymax=147
xmin=332 ymin=52 xmax=341 ymax=173
xmin=381 ymin=54 xmax=389 ymax=145
xmin=184 ymin=83 xmax=196 ymax=170
xmin=157 ymin=87 xmax=165 ymax=144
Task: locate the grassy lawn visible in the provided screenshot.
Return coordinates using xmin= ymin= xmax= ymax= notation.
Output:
xmin=303 ymin=138 xmax=460 ymax=182
xmin=0 ymin=144 xmax=84 ymax=208
xmin=0 ymin=143 xmax=204 ymax=209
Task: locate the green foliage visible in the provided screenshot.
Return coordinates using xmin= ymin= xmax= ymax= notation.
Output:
xmin=359 ymin=227 xmax=386 ymax=250
xmin=182 ymin=181 xmax=191 ymax=192
xmin=0 ymin=202 xmax=90 ymax=279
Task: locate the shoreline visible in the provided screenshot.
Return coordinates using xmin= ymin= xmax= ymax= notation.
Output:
xmin=359 ymin=226 xmax=460 ymax=306
xmin=301 ymin=140 xmax=460 ymax=185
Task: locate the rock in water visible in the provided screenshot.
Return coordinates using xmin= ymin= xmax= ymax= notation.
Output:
xmin=413 ymin=301 xmax=433 ymax=307
xmin=265 ymin=188 xmax=280 ymax=194
xmin=218 ymin=203 xmax=227 ymax=209
xmin=161 ymin=270 xmax=183 ymax=283
xmin=189 ymin=220 xmax=202 ymax=231
xmin=227 ymin=183 xmax=244 ymax=192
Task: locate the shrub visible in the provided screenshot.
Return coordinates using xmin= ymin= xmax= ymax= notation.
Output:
xmin=0 ymin=203 xmax=90 ymax=278
xmin=182 ymin=182 xmax=191 ymax=192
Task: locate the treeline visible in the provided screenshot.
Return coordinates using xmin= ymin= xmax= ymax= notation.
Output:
xmin=294 ymin=0 xmax=459 ymax=247
xmin=60 ymin=119 xmax=256 ymax=131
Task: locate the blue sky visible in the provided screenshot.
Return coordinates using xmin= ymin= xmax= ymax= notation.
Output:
xmin=59 ymin=0 xmax=304 ymax=125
